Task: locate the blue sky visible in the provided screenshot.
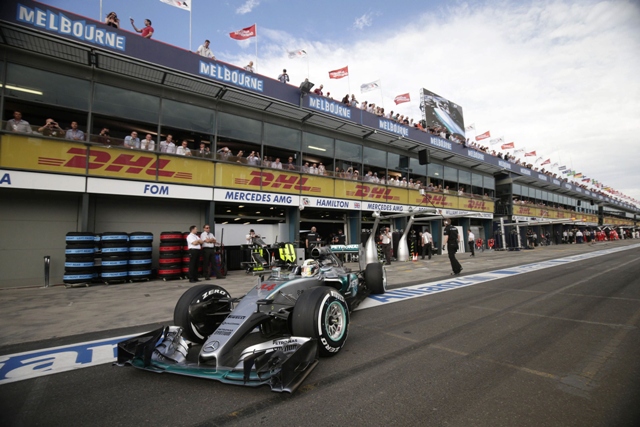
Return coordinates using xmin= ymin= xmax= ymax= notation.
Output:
xmin=38 ymin=0 xmax=640 ymax=205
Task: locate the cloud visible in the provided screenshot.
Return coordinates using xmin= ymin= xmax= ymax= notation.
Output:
xmin=236 ymin=0 xmax=260 ymax=15
xmin=353 ymin=12 xmax=375 ymax=30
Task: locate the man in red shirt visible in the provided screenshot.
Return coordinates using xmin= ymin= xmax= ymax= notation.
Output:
xmin=130 ymin=18 xmax=154 ymax=39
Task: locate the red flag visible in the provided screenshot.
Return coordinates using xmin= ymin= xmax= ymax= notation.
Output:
xmin=475 ymin=131 xmax=490 ymax=141
xmin=393 ymin=93 xmax=411 ymax=105
xmin=329 ymin=66 xmax=349 ymax=79
xmin=229 ymin=24 xmax=256 ymax=40
xmin=524 ymin=151 xmax=536 ymax=157
xmin=501 ymin=142 xmax=515 ymax=150
xmin=541 ymin=158 xmax=551 ymax=165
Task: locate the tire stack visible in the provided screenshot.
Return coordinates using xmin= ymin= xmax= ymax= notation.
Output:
xmin=128 ymin=232 xmax=154 ymax=282
xmin=64 ymin=232 xmax=96 ymax=285
xmin=100 ymin=232 xmax=129 ymax=284
xmin=158 ymin=231 xmax=183 ymax=281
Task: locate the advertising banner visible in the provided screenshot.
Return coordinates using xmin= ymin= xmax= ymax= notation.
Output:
xmin=0 ymin=169 xmax=85 ymax=192
xmin=87 ymin=177 xmax=213 ymax=200
xmin=156 ymin=155 xmax=214 ymax=186
xmin=410 ymin=192 xmax=456 ymax=209
xmin=215 ymin=163 xmax=323 ymax=196
xmin=0 ymin=135 xmax=87 ymax=175
xmin=335 ymin=181 xmax=408 ymax=205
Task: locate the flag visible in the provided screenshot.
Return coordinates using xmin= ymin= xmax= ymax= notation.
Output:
xmin=288 ymin=49 xmax=307 ymax=59
xmin=488 ymin=137 xmax=502 ymax=145
xmin=160 ymin=0 xmax=191 ymax=11
xmin=360 ymin=80 xmax=380 ymax=93
xmin=524 ymin=151 xmax=536 ymax=157
xmin=230 ymin=24 xmax=257 ymax=40
xmin=393 ymin=93 xmax=411 ymax=105
xmin=551 ymin=162 xmax=559 ymax=168
xmin=558 ymin=165 xmax=567 ymax=171
xmin=582 ymin=178 xmax=591 ymax=183
xmin=561 ymin=170 xmax=569 ymax=174
xmin=329 ymin=66 xmax=349 ymax=79
xmin=465 ymin=123 xmax=475 ymax=132
xmin=513 ymin=148 xmax=524 ymax=154
xmin=541 ymin=158 xmax=551 ymax=166
xmin=574 ymin=172 xmax=583 ymax=178
xmin=501 ymin=142 xmax=515 ymax=150
xmin=476 ymin=131 xmax=491 ymax=141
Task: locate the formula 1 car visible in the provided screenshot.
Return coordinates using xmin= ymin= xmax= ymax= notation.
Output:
xmin=117 ymin=244 xmax=386 ymax=393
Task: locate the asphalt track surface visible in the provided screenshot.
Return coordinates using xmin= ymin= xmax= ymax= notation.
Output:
xmin=1 ymin=247 xmax=640 ymax=426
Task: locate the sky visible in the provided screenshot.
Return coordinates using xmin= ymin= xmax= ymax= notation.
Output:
xmin=40 ymin=0 xmax=640 ymax=208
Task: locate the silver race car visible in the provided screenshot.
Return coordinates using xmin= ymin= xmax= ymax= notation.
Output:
xmin=117 ymin=244 xmax=386 ymax=392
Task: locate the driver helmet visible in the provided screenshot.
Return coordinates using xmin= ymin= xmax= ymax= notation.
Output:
xmin=301 ymin=259 xmax=319 ymax=277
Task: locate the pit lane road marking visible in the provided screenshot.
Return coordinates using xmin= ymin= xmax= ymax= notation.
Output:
xmin=1 ymin=243 xmax=638 ymax=385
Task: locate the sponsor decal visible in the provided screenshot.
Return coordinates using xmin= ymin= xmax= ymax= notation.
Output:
xmin=0 ymin=173 xmax=11 ymax=185
xmin=467 ymin=150 xmax=485 ymax=161
xmin=221 ymin=190 xmax=293 ymax=204
xmin=538 ymin=174 xmax=548 ymax=181
xmin=308 ymin=96 xmax=352 ymax=119
xmin=203 ymin=341 xmax=220 ymax=352
xmin=498 ymin=160 xmax=512 ymax=170
xmin=520 ymin=168 xmax=531 ymax=176
xmin=236 ymin=170 xmax=320 ymax=193
xmin=16 ymin=3 xmax=126 ymax=51
xmin=302 ymin=197 xmax=352 ymax=209
xmin=553 ymin=179 xmax=561 ymax=185
xmin=465 ymin=199 xmax=488 ymax=211
xmin=421 ymin=194 xmax=452 ymax=207
xmin=41 ymin=147 xmax=192 ymax=180
xmin=347 ymin=184 xmax=398 ymax=201
xmin=429 ymin=136 xmax=452 ymax=150
xmin=199 ymin=61 xmax=264 ymax=92
xmin=378 ymin=119 xmax=409 ymax=137
xmin=363 ymin=202 xmax=404 ymax=212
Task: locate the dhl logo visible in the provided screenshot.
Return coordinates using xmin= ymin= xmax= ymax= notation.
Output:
xmin=517 ymin=207 xmax=531 ymax=215
xmin=235 ymin=171 xmax=321 ymax=192
xmin=465 ymin=200 xmax=487 ymax=211
xmin=421 ymin=194 xmax=451 ymax=206
xmin=38 ymin=148 xmax=192 ymax=179
xmin=346 ymin=185 xmax=398 ymax=200
xmin=557 ymin=212 xmax=565 ymax=218
xmin=540 ymin=209 xmax=549 ymax=217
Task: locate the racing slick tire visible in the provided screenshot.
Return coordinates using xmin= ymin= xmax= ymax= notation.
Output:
xmin=174 ymin=284 xmax=232 ymax=343
xmin=292 ymin=286 xmax=349 ymax=357
xmin=365 ymin=262 xmax=387 ymax=295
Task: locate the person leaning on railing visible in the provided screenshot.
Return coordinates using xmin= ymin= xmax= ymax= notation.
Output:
xmin=38 ymin=118 xmax=64 ymax=138
xmin=5 ymin=111 xmax=32 ymax=133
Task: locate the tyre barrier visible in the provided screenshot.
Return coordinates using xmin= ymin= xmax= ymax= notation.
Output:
xmin=65 ymin=232 xmax=96 ymax=285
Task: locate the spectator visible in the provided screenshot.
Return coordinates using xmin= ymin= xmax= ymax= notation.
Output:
xmin=196 ymin=40 xmax=215 ymax=59
xmin=244 ymin=61 xmax=255 ymax=72
xmin=302 ymin=162 xmax=310 ymax=173
xmin=272 ymin=157 xmax=283 ymax=169
xmin=160 ymin=134 xmax=176 ymax=153
xmin=105 ymin=11 xmax=120 ymax=28
xmin=176 ymin=140 xmax=192 ymax=156
xmin=65 ymin=121 xmax=85 ymax=141
xmin=350 ymin=94 xmax=359 ymax=107
xmin=195 ymin=143 xmax=210 ymax=157
xmin=326 ymin=92 xmax=333 ymax=100
xmin=341 ymin=94 xmax=350 ymax=105
xmin=262 ymin=156 xmax=271 ymax=167
xmin=458 ymin=187 xmax=465 ymax=196
xmin=360 ymin=101 xmax=368 ymax=110
xmin=247 ymin=150 xmax=261 ymax=166
xmin=310 ymin=163 xmax=318 ymax=174
xmin=313 ymin=84 xmax=324 ymax=96
xmin=5 ymin=111 xmax=32 ymax=133
xmin=217 ymin=146 xmax=230 ymax=160
xmin=38 ymin=118 xmax=63 ymax=137
xmin=123 ymin=131 xmax=140 ymax=149
xmin=278 ymin=69 xmax=289 ymax=83
xmin=140 ymin=133 xmax=155 ymax=151
xmin=130 ymin=18 xmax=154 ymax=38
xmin=97 ymin=127 xmax=111 ymax=145
xmin=236 ymin=150 xmax=245 ymax=163
xmin=318 ymin=162 xmax=326 ymax=175
xmin=286 ymin=156 xmax=296 ymax=170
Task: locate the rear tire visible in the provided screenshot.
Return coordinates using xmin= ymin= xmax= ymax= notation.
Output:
xmin=174 ymin=284 xmax=232 ymax=343
xmin=365 ymin=263 xmax=386 ymax=294
xmin=292 ymin=287 xmax=349 ymax=357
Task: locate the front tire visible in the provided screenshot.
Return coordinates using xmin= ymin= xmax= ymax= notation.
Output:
xmin=292 ymin=287 xmax=349 ymax=357
xmin=365 ymin=262 xmax=387 ymax=294
xmin=174 ymin=284 xmax=231 ymax=343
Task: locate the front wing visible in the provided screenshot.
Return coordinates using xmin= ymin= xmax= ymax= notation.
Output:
xmin=116 ymin=326 xmax=319 ymax=393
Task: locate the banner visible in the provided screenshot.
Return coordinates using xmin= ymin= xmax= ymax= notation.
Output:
xmin=159 ymin=0 xmax=191 ymax=11
xmin=541 ymin=158 xmax=551 ymax=165
xmin=488 ymin=136 xmax=503 ymax=145
xmin=329 ymin=66 xmax=349 ymax=79
xmin=393 ymin=93 xmax=411 ymax=105
xmin=360 ymin=80 xmax=381 ymax=93
xmin=465 ymin=123 xmax=475 ymax=132
xmin=476 ymin=131 xmax=490 ymax=141
xmin=229 ymin=24 xmax=256 ymax=40
xmin=525 ymin=151 xmax=536 ymax=157
xmin=288 ymin=49 xmax=307 ymax=58
xmin=501 ymin=142 xmax=514 ymax=150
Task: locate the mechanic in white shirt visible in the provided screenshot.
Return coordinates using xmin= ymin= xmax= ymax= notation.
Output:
xmin=421 ymin=229 xmax=433 ymax=260
xmin=468 ymin=229 xmax=475 ymax=257
xmin=200 ymin=224 xmax=224 ymax=280
xmin=186 ymin=226 xmax=202 ymax=283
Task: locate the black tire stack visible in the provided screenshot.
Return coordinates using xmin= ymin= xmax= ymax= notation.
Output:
xmin=158 ymin=231 xmax=183 ymax=281
xmin=100 ymin=232 xmax=129 ymax=284
xmin=64 ymin=232 xmax=96 ymax=285
xmin=128 ymin=232 xmax=154 ymax=282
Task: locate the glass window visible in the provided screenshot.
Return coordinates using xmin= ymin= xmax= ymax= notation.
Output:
xmin=513 ymin=184 xmax=521 ymax=195
xmin=335 ymin=139 xmax=362 ymax=174
xmin=161 ymin=99 xmax=214 ymax=134
xmin=93 ymin=83 xmax=159 ymax=123
xmin=471 ymin=173 xmax=483 ymax=187
xmin=484 ymin=175 xmax=495 ymax=190
xmin=458 ymin=170 xmax=471 ymax=185
xmin=428 ymin=163 xmax=443 ymax=178
xmin=6 ymin=63 xmax=90 ymax=111
xmin=363 ymin=146 xmax=386 ymax=169
xmin=217 ymin=112 xmax=261 ymax=144
xmin=302 ymin=132 xmax=331 ymax=156
xmin=443 ymin=166 xmax=457 ymax=182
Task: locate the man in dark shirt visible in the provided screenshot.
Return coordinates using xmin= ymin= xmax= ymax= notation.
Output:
xmin=443 ymin=220 xmax=462 ymax=275
xmin=306 ymin=227 xmax=321 ymax=257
